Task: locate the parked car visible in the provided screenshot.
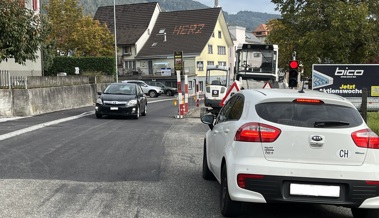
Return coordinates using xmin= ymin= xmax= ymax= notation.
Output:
xmin=122 ymin=80 xmax=163 ymax=98
xmin=201 ymin=88 xmax=379 ymax=218
xmin=145 ymin=81 xmax=178 ymax=96
xmin=95 ymin=83 xmax=147 ymax=119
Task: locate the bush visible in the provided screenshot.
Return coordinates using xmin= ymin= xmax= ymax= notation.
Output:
xmin=48 ymin=56 xmax=116 ymax=76
xmin=367 ymin=112 xmax=379 ymax=134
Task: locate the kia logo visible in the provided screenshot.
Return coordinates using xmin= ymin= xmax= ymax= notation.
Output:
xmin=112 ymin=101 xmax=117 ymax=104
xmin=312 ymin=136 xmax=323 ymax=141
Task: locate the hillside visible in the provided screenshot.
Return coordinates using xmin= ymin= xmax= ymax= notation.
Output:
xmin=41 ymin=0 xmax=280 ymax=32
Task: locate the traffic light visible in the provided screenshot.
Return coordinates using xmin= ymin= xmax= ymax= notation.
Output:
xmin=288 ymin=60 xmax=299 ymax=88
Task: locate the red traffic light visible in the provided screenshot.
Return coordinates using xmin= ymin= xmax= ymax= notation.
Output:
xmin=289 ymin=60 xmax=299 ymax=69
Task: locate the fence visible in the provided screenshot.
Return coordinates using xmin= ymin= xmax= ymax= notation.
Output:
xmin=0 ymin=70 xmax=114 ymax=89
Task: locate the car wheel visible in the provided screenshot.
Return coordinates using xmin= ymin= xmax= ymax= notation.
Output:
xmin=166 ymin=90 xmax=172 ymax=96
xmin=202 ymin=140 xmax=215 ymax=180
xmin=95 ymin=113 xmax=102 ymax=119
xmin=141 ymin=104 xmax=147 ymax=116
xmin=149 ymin=91 xmax=157 ymax=98
xmin=220 ymin=165 xmax=242 ymax=217
xmin=351 ymin=208 xmax=379 ymax=218
xmin=134 ymin=106 xmax=140 ymax=119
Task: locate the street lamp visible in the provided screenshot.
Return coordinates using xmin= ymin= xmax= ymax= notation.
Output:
xmin=113 ymin=0 xmax=118 ymax=82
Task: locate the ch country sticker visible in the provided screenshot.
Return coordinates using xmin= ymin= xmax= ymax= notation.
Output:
xmin=336 ymin=149 xmax=351 ymax=158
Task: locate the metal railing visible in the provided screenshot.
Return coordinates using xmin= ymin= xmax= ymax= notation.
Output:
xmin=0 ymin=71 xmax=114 ymax=89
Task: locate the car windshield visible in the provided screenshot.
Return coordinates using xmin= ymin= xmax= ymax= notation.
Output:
xmin=255 ymin=102 xmax=363 ymax=128
xmin=104 ymin=84 xmax=136 ymax=95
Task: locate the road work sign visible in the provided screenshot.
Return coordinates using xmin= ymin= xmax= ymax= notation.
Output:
xmin=220 ymin=81 xmax=240 ymax=106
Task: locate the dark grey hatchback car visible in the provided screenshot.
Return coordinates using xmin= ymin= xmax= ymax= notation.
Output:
xmin=95 ymin=83 xmax=147 ymax=119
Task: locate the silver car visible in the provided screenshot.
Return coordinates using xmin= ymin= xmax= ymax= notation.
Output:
xmin=122 ymin=80 xmax=163 ymax=98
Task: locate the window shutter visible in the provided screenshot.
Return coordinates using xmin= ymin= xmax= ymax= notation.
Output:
xmin=33 ymin=0 xmax=38 ymax=11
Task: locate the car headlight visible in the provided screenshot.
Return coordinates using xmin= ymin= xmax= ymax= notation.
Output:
xmin=96 ymin=98 xmax=103 ymax=104
xmin=127 ymin=99 xmax=137 ymax=107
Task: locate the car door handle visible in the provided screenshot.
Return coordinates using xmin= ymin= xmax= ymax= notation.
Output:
xmin=224 ymin=128 xmax=230 ymax=133
xmin=214 ymin=130 xmax=220 ymax=134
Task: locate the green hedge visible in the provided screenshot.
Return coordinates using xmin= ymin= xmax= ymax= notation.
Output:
xmin=49 ymin=56 xmax=116 ymax=76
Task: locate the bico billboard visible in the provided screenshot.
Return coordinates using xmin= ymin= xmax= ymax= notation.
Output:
xmin=312 ymin=64 xmax=379 ymax=97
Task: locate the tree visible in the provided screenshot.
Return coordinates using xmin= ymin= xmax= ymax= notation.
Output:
xmin=0 ymin=0 xmax=48 ymax=64
xmin=69 ymin=16 xmax=114 ymax=57
xmin=44 ymin=0 xmax=83 ymax=55
xmin=268 ymin=0 xmax=379 ymax=75
xmin=44 ymin=0 xmax=114 ymax=57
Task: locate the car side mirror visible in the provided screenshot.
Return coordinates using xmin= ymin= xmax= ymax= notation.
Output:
xmin=201 ymin=114 xmax=215 ymax=130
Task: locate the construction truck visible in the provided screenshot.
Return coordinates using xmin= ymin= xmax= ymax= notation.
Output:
xmin=234 ymin=43 xmax=285 ymax=89
xmin=203 ymin=65 xmax=230 ymax=114
xmin=202 ymin=43 xmax=284 ymax=115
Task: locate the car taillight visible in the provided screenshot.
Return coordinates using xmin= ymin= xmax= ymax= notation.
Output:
xmin=351 ymin=129 xmax=379 ymax=149
xmin=237 ymin=174 xmax=264 ymax=188
xmin=235 ymin=122 xmax=281 ymax=142
xmin=366 ymin=181 xmax=379 ymax=186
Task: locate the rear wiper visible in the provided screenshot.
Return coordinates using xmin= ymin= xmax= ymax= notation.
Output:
xmin=314 ymin=121 xmax=350 ymax=127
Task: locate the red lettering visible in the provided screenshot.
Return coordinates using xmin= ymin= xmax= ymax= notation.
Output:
xmin=195 ymin=24 xmax=205 ymax=34
xmin=180 ymin=25 xmax=189 ymax=35
xmin=188 ymin=25 xmax=197 ymax=34
xmin=173 ymin=26 xmax=181 ymax=35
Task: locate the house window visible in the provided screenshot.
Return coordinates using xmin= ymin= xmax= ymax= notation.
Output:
xmin=218 ymin=61 xmax=226 ymax=66
xmin=217 ymin=46 xmax=226 ymax=55
xmin=218 ymin=31 xmax=222 ymax=38
xmin=199 ymin=81 xmax=204 ymax=92
xmin=208 ymin=45 xmax=213 ymax=54
xmin=212 ymin=32 xmax=215 ymax=38
xmin=207 ymin=61 xmax=214 ymax=66
xmin=124 ymin=61 xmax=136 ymax=71
xmin=188 ymin=81 xmax=193 ymax=90
xmin=124 ymin=46 xmax=132 ymax=55
xmin=197 ymin=61 xmax=204 ymax=71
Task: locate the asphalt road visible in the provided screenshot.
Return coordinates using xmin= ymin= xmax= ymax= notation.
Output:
xmin=0 ymin=97 xmax=354 ymax=218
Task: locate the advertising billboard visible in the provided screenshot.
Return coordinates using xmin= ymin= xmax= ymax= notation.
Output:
xmin=312 ymin=64 xmax=379 ymax=97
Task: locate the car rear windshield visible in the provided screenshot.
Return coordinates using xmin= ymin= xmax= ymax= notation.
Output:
xmin=255 ymin=102 xmax=363 ymax=128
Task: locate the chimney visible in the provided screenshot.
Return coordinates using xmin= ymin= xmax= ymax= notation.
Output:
xmin=214 ymin=0 xmax=219 ymax=8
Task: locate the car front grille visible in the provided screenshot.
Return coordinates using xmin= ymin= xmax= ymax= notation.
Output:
xmin=103 ymin=101 xmax=127 ymax=106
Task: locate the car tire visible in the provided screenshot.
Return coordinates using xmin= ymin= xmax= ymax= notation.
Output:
xmin=220 ymin=165 xmax=242 ymax=217
xmin=149 ymin=90 xmax=158 ymax=98
xmin=166 ymin=90 xmax=173 ymax=96
xmin=141 ymin=104 xmax=147 ymax=116
xmin=202 ymin=140 xmax=215 ymax=180
xmin=95 ymin=113 xmax=102 ymax=119
xmin=134 ymin=106 xmax=140 ymax=119
xmin=351 ymin=208 xmax=379 ymax=218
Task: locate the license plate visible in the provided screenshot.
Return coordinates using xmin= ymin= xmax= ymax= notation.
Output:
xmin=290 ymin=183 xmax=340 ymax=197
xmin=110 ymin=107 xmax=118 ymax=110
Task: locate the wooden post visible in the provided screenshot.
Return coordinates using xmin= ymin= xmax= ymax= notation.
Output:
xmin=361 ymin=88 xmax=368 ymax=122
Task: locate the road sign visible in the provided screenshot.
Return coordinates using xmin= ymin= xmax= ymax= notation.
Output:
xmin=220 ymin=81 xmax=240 ymax=106
xmin=263 ymin=82 xmax=272 ymax=89
xmin=174 ymin=51 xmax=183 ymax=72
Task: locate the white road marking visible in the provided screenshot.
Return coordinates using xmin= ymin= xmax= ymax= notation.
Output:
xmin=0 ymin=112 xmax=93 ymax=141
xmin=0 ymin=98 xmax=176 ymax=141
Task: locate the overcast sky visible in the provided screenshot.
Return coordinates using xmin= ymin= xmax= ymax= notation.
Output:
xmin=195 ymin=0 xmax=279 ymax=14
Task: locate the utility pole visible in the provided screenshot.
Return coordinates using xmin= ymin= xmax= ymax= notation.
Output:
xmin=113 ymin=0 xmax=118 ymax=82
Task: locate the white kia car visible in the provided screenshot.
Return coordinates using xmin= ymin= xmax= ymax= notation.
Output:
xmin=201 ymin=88 xmax=379 ymax=218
